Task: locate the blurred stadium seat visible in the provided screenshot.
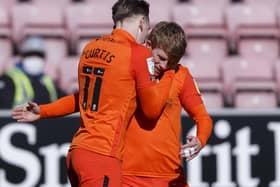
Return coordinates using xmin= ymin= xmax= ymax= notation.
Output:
xmin=238 ymin=38 xmax=279 ymax=60
xmin=187 ymin=38 xmax=228 ymax=60
xmin=77 ymin=38 xmax=91 ymax=55
xmin=226 ymin=4 xmax=277 ymax=33
xmin=66 ymin=3 xmax=113 ymax=54
xmin=190 ymin=0 xmax=231 ymax=8
xmin=32 ymin=0 xmax=73 ymax=7
xmin=181 ymin=57 xmax=224 ymax=108
xmin=172 ymin=3 xmax=226 ymax=36
xmin=12 ymin=3 xmax=67 ymax=61
xmin=181 ymin=57 xmax=223 ymax=89
xmin=201 ymin=92 xmax=224 ymax=109
xmin=234 ymin=91 xmax=277 ymax=108
xmin=85 ymin=0 xmax=176 ymax=5
xmin=223 ymin=56 xmax=276 ymax=105
xmin=0 ymin=40 xmax=13 ymax=64
xmin=12 ymin=3 xmax=66 ymax=43
xmin=181 ymin=57 xmax=222 ymax=87
xmin=44 ymin=39 xmax=68 ymax=63
xmin=149 ymin=3 xmax=172 ymax=28
xmin=243 ymin=0 xmax=280 ymax=7
xmin=145 ymin=0 xmax=177 ymax=4
xmin=0 ymin=5 xmax=10 ymax=32
xmin=57 ymin=56 xmax=79 ymax=94
xmin=274 ymin=59 xmax=280 ymax=103
xmin=226 ymin=3 xmax=278 ymax=55
xmin=43 ymin=58 xmax=59 ymax=81
xmin=0 ymin=6 xmax=13 ymax=62
xmin=0 ymin=0 xmax=17 ymax=10
xmin=84 ymin=0 xmax=116 ymax=4
xmin=172 ymin=3 xmax=227 ymax=59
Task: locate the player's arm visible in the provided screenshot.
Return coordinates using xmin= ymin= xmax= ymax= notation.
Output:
xmin=12 ymin=93 xmax=79 ymax=122
xmin=40 ymin=93 xmax=79 ymax=118
xmin=132 ymin=46 xmax=174 ymax=120
xmin=179 ymin=70 xmax=213 ymax=147
xmin=179 ymin=70 xmax=212 ymax=161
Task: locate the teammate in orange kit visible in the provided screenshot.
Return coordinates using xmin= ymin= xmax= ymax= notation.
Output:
xmin=12 ymin=0 xmax=175 ymax=186
xmin=12 ymin=21 xmax=212 ymax=187
xmin=121 ymin=21 xmax=213 ymax=187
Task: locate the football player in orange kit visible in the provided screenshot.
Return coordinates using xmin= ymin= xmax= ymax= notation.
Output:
xmin=12 ymin=0 xmax=175 ymax=187
xmin=12 ymin=21 xmax=213 ymax=187
xmin=121 ymin=21 xmax=213 ymax=187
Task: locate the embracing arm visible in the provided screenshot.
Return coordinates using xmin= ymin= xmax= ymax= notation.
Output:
xmin=179 ymin=71 xmax=212 ymax=147
xmin=186 ymin=104 xmax=213 ymax=147
xmin=12 ymin=93 xmax=79 ymax=122
xmin=179 ymin=70 xmax=212 ymax=161
xmin=132 ymin=45 xmax=174 ymax=120
xmin=136 ymin=70 xmax=174 ymax=120
xmin=40 ymin=93 xmax=79 ymax=119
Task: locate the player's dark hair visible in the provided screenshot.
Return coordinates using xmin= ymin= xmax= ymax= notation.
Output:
xmin=148 ymin=21 xmax=187 ymax=70
xmin=112 ymin=0 xmax=149 ymax=25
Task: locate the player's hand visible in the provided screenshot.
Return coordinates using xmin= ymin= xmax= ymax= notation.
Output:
xmin=12 ymin=101 xmax=40 ymax=122
xmin=180 ymin=136 xmax=202 ymax=161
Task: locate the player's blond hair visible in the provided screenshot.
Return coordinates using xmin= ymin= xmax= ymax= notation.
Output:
xmin=148 ymin=21 xmax=187 ymax=70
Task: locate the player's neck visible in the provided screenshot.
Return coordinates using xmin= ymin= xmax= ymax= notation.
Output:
xmin=115 ymin=18 xmax=141 ymax=42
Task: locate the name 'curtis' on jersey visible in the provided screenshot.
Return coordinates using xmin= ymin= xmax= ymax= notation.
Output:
xmin=82 ymin=47 xmax=116 ymax=63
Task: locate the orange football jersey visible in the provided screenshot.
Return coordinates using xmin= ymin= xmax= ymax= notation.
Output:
xmin=122 ymin=65 xmax=212 ymax=178
xmin=39 ymin=29 xmax=174 ymax=159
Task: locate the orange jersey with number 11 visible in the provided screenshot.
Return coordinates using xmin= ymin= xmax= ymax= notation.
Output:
xmin=69 ymin=29 xmax=174 ymax=159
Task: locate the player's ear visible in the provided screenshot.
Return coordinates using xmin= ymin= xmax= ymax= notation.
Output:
xmin=138 ymin=25 xmax=143 ymax=33
xmin=146 ymin=40 xmax=152 ymax=49
xmin=138 ymin=16 xmax=146 ymax=32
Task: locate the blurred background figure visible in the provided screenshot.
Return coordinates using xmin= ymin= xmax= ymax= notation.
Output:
xmin=56 ymin=56 xmax=79 ymax=95
xmin=0 ymin=36 xmax=65 ymax=109
xmin=0 ymin=59 xmax=15 ymax=109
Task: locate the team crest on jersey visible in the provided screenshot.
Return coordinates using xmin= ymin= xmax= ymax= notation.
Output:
xmin=146 ymin=57 xmax=155 ymax=75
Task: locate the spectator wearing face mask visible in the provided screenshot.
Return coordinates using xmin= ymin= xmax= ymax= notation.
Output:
xmin=0 ymin=36 xmax=65 ymax=109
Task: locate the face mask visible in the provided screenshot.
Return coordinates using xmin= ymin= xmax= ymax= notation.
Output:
xmin=22 ymin=56 xmax=45 ymax=76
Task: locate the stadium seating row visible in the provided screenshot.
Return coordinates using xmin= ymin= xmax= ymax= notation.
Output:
xmin=181 ymin=56 xmax=280 ymax=109
xmin=1 ymin=0 xmax=280 ymax=109
xmin=1 ymin=0 xmax=280 ymax=9
xmin=1 ymin=1 xmax=280 ymax=61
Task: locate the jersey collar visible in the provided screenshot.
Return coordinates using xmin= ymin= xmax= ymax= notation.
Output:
xmin=111 ymin=29 xmax=136 ymax=43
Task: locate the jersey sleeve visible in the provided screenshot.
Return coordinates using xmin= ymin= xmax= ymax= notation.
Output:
xmin=179 ymin=69 xmax=203 ymax=109
xmin=40 ymin=93 xmax=79 ymax=119
xmin=179 ymin=70 xmax=213 ymax=147
xmin=131 ymin=45 xmax=175 ymax=120
xmin=131 ymin=45 xmax=157 ymax=88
